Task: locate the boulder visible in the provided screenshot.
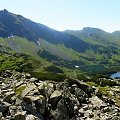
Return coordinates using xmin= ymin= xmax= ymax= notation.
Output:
xmin=23 ymin=95 xmax=46 ymax=115
xmin=9 ymin=105 xmax=17 ymax=116
xmin=23 ymin=96 xmax=40 ymax=102
xmin=50 ymin=90 xmax=62 ymax=108
xmin=103 ymin=107 xmax=110 ymax=113
xmin=3 ymin=70 xmax=12 ymax=78
xmin=74 ymin=87 xmax=88 ymax=103
xmin=15 ymin=81 xmax=24 ymax=88
xmin=90 ymin=96 xmax=103 ymax=108
xmin=3 ymin=91 xmax=15 ymax=103
xmin=23 ymin=95 xmax=46 ymax=114
xmin=1 ymin=70 xmax=120 ymax=120
xmin=78 ymin=108 xmax=84 ymax=117
xmin=0 ymin=102 xmax=10 ymax=114
xmin=22 ymin=101 xmax=37 ymax=114
xmin=0 ymin=89 xmax=1 ymax=94
xmin=26 ymin=115 xmax=36 ymax=120
xmin=66 ymin=78 xmax=93 ymax=97
xmin=27 ymin=88 xmax=40 ymax=96
xmin=14 ymin=112 xmax=26 ymax=120
xmin=38 ymin=81 xmax=54 ymax=96
xmin=38 ymin=83 xmax=46 ymax=96
xmin=47 ymin=82 xmax=55 ymax=97
xmin=21 ymin=83 xmax=36 ymax=97
xmin=30 ymin=77 xmax=37 ymax=82
xmin=50 ymin=99 xmax=69 ymax=120
xmin=25 ymin=73 xmax=31 ymax=79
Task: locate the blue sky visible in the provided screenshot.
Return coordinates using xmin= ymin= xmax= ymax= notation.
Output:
xmin=0 ymin=0 xmax=120 ymax=32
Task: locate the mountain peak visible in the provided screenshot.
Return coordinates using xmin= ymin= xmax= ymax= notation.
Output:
xmin=0 ymin=9 xmax=9 ymax=13
xmin=3 ymin=9 xmax=8 ymax=12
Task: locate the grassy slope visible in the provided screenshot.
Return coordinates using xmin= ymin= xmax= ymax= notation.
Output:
xmin=0 ymin=36 xmax=50 ymax=65
xmin=0 ymin=35 xmax=120 ymax=75
xmin=0 ymin=49 xmax=42 ymax=72
xmin=0 ymin=37 xmax=78 ymax=76
xmin=40 ymin=39 xmax=80 ymax=61
xmin=64 ymin=29 xmax=120 ymax=73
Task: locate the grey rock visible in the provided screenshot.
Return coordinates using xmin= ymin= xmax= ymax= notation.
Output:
xmin=51 ymin=99 xmax=69 ymax=120
xmin=66 ymin=78 xmax=93 ymax=97
xmin=103 ymin=107 xmax=110 ymax=112
xmin=83 ymin=105 xmax=89 ymax=111
xmin=23 ymin=95 xmax=46 ymax=114
xmin=0 ymin=89 xmax=1 ymax=94
xmin=26 ymin=114 xmax=36 ymax=120
xmin=25 ymin=73 xmax=31 ymax=79
xmin=21 ymin=83 xmax=36 ymax=97
xmin=0 ymin=70 xmax=120 ymax=120
xmin=23 ymin=96 xmax=40 ymax=102
xmin=3 ymin=91 xmax=15 ymax=102
xmin=38 ymin=83 xmax=46 ymax=96
xmin=78 ymin=108 xmax=84 ymax=117
xmin=90 ymin=96 xmax=103 ymax=108
xmin=14 ymin=111 xmax=26 ymax=120
xmin=9 ymin=105 xmax=17 ymax=116
xmin=15 ymin=97 xmax=23 ymax=105
xmin=23 ymin=101 xmax=37 ymax=114
xmin=30 ymin=77 xmax=37 ymax=82
xmin=0 ymin=102 xmax=10 ymax=113
xmin=50 ymin=90 xmax=62 ymax=107
xmin=89 ymin=112 xmax=94 ymax=118
xmin=47 ymin=82 xmax=55 ymax=97
xmin=15 ymin=81 xmax=24 ymax=88
xmin=27 ymin=88 xmax=39 ymax=96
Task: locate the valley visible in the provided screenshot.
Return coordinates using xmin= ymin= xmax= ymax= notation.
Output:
xmin=0 ymin=9 xmax=120 ymax=75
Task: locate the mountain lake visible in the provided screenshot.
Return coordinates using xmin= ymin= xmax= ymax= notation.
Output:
xmin=110 ymin=72 xmax=120 ymax=78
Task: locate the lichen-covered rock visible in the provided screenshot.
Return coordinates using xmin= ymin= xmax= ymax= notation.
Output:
xmin=21 ymin=83 xmax=36 ymax=97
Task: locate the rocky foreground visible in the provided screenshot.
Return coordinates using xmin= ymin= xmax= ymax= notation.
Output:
xmin=0 ymin=70 xmax=120 ymax=120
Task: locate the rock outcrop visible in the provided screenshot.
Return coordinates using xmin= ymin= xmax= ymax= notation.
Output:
xmin=0 ymin=70 xmax=120 ymax=120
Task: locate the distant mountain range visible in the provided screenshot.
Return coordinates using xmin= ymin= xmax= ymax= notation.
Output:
xmin=0 ymin=9 xmax=120 ymax=74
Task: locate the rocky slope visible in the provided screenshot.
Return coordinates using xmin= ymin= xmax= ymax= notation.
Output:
xmin=0 ymin=70 xmax=120 ymax=120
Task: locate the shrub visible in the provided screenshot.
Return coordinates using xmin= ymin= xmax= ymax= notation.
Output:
xmin=45 ymin=65 xmax=63 ymax=74
xmin=31 ymin=72 xmax=66 ymax=82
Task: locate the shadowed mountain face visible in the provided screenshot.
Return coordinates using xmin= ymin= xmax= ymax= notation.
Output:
xmin=0 ymin=9 xmax=90 ymax=52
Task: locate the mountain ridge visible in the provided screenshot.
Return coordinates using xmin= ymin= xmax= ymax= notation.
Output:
xmin=0 ymin=9 xmax=91 ymax=53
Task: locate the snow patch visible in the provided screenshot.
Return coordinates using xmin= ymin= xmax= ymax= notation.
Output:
xmin=37 ymin=41 xmax=40 ymax=47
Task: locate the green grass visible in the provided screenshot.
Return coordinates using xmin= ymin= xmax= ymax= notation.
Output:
xmin=0 ymin=35 xmax=120 ymax=75
xmin=40 ymin=39 xmax=80 ymax=61
xmin=0 ymin=37 xmax=50 ymax=65
xmin=86 ymin=82 xmax=98 ymax=87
